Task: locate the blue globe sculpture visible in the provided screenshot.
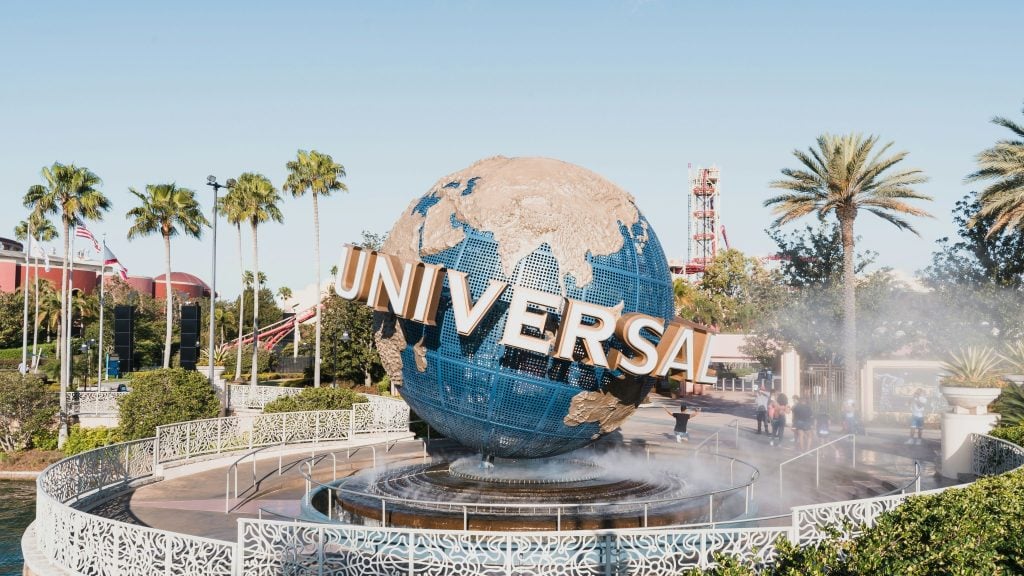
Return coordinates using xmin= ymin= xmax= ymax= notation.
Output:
xmin=375 ymin=157 xmax=674 ymax=458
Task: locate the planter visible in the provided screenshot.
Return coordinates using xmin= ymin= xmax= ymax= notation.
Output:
xmin=939 ymin=385 xmax=1001 ymax=415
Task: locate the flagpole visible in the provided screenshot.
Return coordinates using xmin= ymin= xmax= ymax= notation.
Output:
xmin=20 ymin=219 xmax=32 ymax=373
xmin=31 ymin=242 xmax=41 ymax=373
xmin=66 ymin=230 xmax=75 ymax=393
xmin=98 ymin=236 xmax=106 ymax=383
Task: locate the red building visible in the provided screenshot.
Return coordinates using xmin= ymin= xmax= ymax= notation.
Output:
xmin=0 ymin=240 xmax=210 ymax=299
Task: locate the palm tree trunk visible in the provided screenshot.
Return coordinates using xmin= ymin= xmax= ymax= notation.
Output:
xmin=57 ymin=222 xmax=69 ymax=449
xmin=235 ymin=224 xmax=245 ymax=382
xmin=840 ymin=213 xmax=858 ymax=404
xmin=250 ymin=221 xmax=260 ymax=388
xmin=313 ymin=192 xmax=323 ymax=388
xmin=163 ymin=234 xmax=173 ymax=368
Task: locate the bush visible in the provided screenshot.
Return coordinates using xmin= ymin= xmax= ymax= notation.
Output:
xmin=990 ymin=425 xmax=1024 ymax=446
xmin=64 ymin=425 xmax=122 ymax=456
xmin=118 ymin=368 xmax=220 ymax=439
xmin=692 ymin=469 xmax=1024 ymax=575
xmin=222 ymin=345 xmax=275 ymax=379
xmin=263 ymin=387 xmax=367 ymax=413
xmin=376 ymin=375 xmax=391 ymax=396
xmin=0 ymin=373 xmax=57 ymax=451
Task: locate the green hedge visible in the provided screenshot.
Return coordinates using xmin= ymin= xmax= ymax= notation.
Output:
xmin=263 ymin=387 xmax=367 ymax=414
xmin=222 ymin=345 xmax=275 ymax=379
xmin=118 ymin=368 xmax=220 ymax=439
xmin=64 ymin=425 xmax=122 ymax=456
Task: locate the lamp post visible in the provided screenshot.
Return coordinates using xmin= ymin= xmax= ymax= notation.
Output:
xmin=331 ymin=328 xmax=350 ymax=387
xmin=205 ymin=176 xmax=234 ymax=415
xmin=79 ymin=339 xmax=95 ymax=389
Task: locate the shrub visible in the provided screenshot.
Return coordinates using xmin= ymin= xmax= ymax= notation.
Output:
xmin=263 ymin=387 xmax=367 ymax=414
xmin=0 ymin=373 xmax=57 ymax=451
xmin=222 ymin=345 xmax=275 ymax=379
xmin=990 ymin=425 xmax=1024 ymax=446
xmin=376 ymin=375 xmax=391 ymax=396
xmin=692 ymin=470 xmax=1024 ymax=575
xmin=64 ymin=425 xmax=122 ymax=456
xmin=118 ymin=368 xmax=220 ymax=440
xmin=993 ymin=384 xmax=1024 ymax=428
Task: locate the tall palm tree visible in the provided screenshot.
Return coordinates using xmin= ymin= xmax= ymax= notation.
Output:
xmin=967 ymin=104 xmax=1024 ymax=236
xmin=284 ymin=150 xmax=347 ymax=387
xmin=220 ymin=193 xmax=249 ymax=382
xmin=277 ymin=286 xmax=292 ymax=303
xmin=23 ymin=162 xmax=109 ymax=448
xmin=765 ymin=133 xmax=931 ymax=402
xmin=36 ymin=281 xmax=61 ymax=344
xmin=232 ymin=173 xmax=283 ymax=387
xmin=126 ymin=184 xmax=209 ymax=368
xmin=15 ymin=212 xmax=58 ymax=371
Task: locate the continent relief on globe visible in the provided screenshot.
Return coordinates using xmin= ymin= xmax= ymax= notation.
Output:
xmin=359 ymin=156 xmax=706 ymax=457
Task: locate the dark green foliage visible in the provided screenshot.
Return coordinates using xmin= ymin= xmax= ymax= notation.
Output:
xmin=315 ymin=288 xmax=385 ymax=385
xmin=0 ymin=373 xmax=57 ymax=451
xmin=993 ymin=385 xmax=1024 ymax=428
xmin=222 ymin=345 xmax=275 ymax=378
xmin=767 ymin=223 xmax=875 ymax=289
xmin=262 ymin=386 xmax=367 ymax=413
xmin=693 ymin=470 xmax=1024 ymax=575
xmin=63 ymin=425 xmax=121 ymax=456
xmin=118 ymin=368 xmax=219 ymax=439
xmin=0 ymin=292 xmax=25 ymax=349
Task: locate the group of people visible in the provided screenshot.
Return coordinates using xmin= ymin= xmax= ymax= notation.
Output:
xmin=755 ymin=388 xmax=833 ymax=449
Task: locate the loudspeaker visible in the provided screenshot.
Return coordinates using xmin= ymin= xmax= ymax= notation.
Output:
xmin=281 ymin=312 xmax=295 ymax=348
xmin=114 ymin=305 xmax=135 ymax=374
xmin=179 ymin=304 xmax=200 ymax=371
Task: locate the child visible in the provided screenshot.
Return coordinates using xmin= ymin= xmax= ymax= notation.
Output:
xmin=664 ymin=403 xmax=699 ymax=442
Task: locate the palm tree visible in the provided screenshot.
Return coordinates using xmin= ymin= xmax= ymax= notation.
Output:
xmin=220 ymin=192 xmax=248 ymax=382
xmin=23 ymin=162 xmax=109 ymax=448
xmin=967 ymin=104 xmax=1024 ymax=236
xmin=15 ymin=212 xmax=58 ymax=372
xmin=231 ymin=173 xmax=283 ymax=387
xmin=765 ymin=133 xmax=931 ymax=402
xmin=36 ymin=281 xmax=61 ymax=345
xmin=284 ymin=150 xmax=347 ymax=387
xmin=277 ymin=286 xmax=292 ymax=303
xmin=126 ymin=184 xmax=209 ymax=368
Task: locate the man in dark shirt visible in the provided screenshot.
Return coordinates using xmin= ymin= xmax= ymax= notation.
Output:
xmin=792 ymin=395 xmax=814 ymax=451
xmin=663 ymin=403 xmax=699 ymax=442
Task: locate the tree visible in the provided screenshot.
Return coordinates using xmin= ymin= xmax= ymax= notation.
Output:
xmin=277 ymin=286 xmax=292 ymax=304
xmin=126 ymin=183 xmax=209 ymax=369
xmin=674 ymin=250 xmax=783 ymax=332
xmin=766 ymin=133 xmax=931 ymax=402
xmin=16 ymin=212 xmax=58 ymax=371
xmin=24 ymin=162 xmax=110 ymax=448
xmin=284 ymin=149 xmax=348 ymax=388
xmin=766 ymin=223 xmax=875 ymax=288
xmin=0 ymin=373 xmax=57 ymax=452
xmin=219 ymin=190 xmax=249 ymax=382
xmin=231 ymin=173 xmax=283 ymax=388
xmin=967 ymin=102 xmax=1024 ymax=236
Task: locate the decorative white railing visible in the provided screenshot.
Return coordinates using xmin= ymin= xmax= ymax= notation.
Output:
xmin=227 ymin=383 xmax=303 ymax=410
xmin=155 ymin=397 xmax=410 ymax=464
xmin=69 ymin=390 xmax=127 ymax=416
xmin=31 ymin=410 xmax=1024 ymax=576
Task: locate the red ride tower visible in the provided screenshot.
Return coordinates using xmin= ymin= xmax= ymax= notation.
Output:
xmin=685 ymin=165 xmax=721 ymax=277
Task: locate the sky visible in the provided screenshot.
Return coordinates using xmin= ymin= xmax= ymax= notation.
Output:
xmin=2 ymin=1 xmax=1022 ymax=306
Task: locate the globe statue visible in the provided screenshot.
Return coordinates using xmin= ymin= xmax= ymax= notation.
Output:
xmin=374 ymin=156 xmax=675 ymax=459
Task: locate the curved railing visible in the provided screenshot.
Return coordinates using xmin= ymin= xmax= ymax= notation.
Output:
xmin=227 ymin=383 xmax=303 ymax=410
xmin=31 ymin=396 xmax=410 ymax=576
xmin=31 ymin=405 xmax=1024 ymax=576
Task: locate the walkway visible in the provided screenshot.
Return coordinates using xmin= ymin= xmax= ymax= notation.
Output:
xmin=87 ymin=388 xmax=953 ymax=542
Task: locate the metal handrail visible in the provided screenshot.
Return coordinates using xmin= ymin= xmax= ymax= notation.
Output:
xmin=778 ymin=433 xmax=856 ymax=497
xmin=691 ymin=417 xmax=740 ymax=456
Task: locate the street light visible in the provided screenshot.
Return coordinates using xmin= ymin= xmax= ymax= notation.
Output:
xmin=332 ymin=328 xmax=351 ymax=387
xmin=205 ymin=175 xmax=235 ymax=415
xmin=79 ymin=339 xmax=96 ymax=389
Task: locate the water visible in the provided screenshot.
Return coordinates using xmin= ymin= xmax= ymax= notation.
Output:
xmin=0 ymin=481 xmax=34 ymax=576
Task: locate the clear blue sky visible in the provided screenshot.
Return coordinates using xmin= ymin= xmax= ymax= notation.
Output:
xmin=2 ymin=1 xmax=1022 ymax=301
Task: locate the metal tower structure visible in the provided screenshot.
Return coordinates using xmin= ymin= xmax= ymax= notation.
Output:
xmin=685 ymin=165 xmax=721 ymax=276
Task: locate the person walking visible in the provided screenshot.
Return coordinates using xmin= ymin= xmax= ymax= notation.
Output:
xmin=664 ymin=403 xmax=699 ymax=442
xmin=770 ymin=392 xmax=789 ymax=447
xmin=792 ymin=395 xmax=813 ymax=451
xmin=906 ymin=389 xmax=926 ymax=445
xmin=754 ymin=387 xmax=770 ymax=434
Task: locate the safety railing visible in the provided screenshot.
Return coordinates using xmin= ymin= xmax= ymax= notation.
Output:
xmin=692 ymin=418 xmax=741 ymax=456
xmin=32 ymin=411 xmax=1024 ymax=576
xmin=226 ymin=383 xmax=303 ymax=410
xmin=778 ymin=434 xmax=856 ymax=496
xmin=68 ymin=390 xmax=127 ymax=416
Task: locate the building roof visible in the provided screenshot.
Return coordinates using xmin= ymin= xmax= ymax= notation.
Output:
xmin=152 ymin=272 xmax=210 ymax=290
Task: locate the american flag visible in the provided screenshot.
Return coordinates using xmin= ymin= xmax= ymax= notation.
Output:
xmin=74 ymin=222 xmax=101 ymax=253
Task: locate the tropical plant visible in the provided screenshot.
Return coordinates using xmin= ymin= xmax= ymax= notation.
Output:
xmin=993 ymin=385 xmax=1024 ymax=428
xmin=284 ymin=149 xmax=348 ymax=388
xmin=277 ymin=286 xmax=292 ymax=303
xmin=15 ymin=211 xmax=58 ymax=371
xmin=219 ymin=192 xmax=248 ymax=382
xmin=23 ymin=162 xmax=109 ymax=448
xmin=941 ymin=346 xmax=1006 ymax=388
xmin=126 ymin=184 xmax=208 ymax=368
xmin=1000 ymin=340 xmax=1024 ymax=375
xmin=199 ymin=346 xmax=229 ymax=366
xmin=967 ymin=103 xmax=1024 ymax=236
xmin=766 ymin=133 xmax=931 ymax=402
xmin=118 ymin=368 xmax=219 ymax=440
xmin=229 ymin=173 xmax=283 ymax=388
